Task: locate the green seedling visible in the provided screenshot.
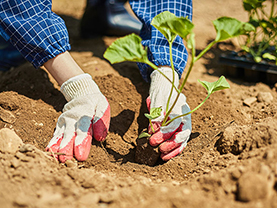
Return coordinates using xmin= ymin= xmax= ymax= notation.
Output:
xmin=104 ymin=11 xmax=254 ymax=137
xmin=144 ymin=106 xmax=162 ymax=133
xmin=240 ymin=0 xmax=277 ymax=64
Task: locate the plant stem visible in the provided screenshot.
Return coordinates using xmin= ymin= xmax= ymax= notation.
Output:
xmin=164 ymin=93 xmax=211 ymax=126
xmin=166 ymin=42 xmax=176 ymax=112
xmin=194 ymin=40 xmax=216 ymax=62
xmin=270 ymin=0 xmax=275 ymax=18
xmin=254 ymin=8 xmax=261 ymax=21
xmin=146 ymin=60 xmax=179 ymax=92
xmin=149 ymin=119 xmax=155 ymax=133
xmin=162 ymin=39 xmax=216 ymax=126
xmin=161 ymin=36 xmax=197 ymax=126
xmin=161 ymin=62 xmax=193 ymax=126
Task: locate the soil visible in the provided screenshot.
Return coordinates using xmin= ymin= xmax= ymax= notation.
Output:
xmin=1 ymin=0 xmax=277 ymax=208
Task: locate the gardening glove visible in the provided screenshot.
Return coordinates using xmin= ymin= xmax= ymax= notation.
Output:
xmin=46 ymin=73 xmax=110 ymax=163
xmin=147 ymin=66 xmax=192 ymax=161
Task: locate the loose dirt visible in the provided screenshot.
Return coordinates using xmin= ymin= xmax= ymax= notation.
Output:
xmin=0 ymin=1 xmax=277 ymax=207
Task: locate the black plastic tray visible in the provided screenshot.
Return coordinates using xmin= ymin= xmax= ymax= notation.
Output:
xmin=219 ymin=52 xmax=277 ymax=85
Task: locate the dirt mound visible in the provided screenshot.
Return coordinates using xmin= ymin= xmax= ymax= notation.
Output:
xmin=1 ymin=63 xmax=277 ymax=207
xmin=216 ymin=118 xmax=277 ymax=155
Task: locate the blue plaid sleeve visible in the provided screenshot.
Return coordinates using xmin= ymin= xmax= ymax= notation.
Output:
xmin=0 ymin=0 xmax=70 ymax=68
xmin=129 ymin=0 xmax=193 ymax=82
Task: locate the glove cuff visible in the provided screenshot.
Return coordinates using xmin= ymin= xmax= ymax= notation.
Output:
xmin=61 ymin=73 xmax=101 ymax=102
xmin=150 ymin=66 xmax=179 ymax=95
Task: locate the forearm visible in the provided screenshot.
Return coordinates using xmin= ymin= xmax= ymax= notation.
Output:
xmin=43 ymin=51 xmax=84 ymax=86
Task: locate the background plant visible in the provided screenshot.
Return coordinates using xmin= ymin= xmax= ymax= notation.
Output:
xmin=240 ymin=0 xmax=277 ymax=64
xmin=104 ymin=11 xmax=254 ymax=136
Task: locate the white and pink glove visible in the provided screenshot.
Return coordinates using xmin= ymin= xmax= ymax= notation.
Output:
xmin=46 ymin=74 xmax=110 ymax=162
xmin=147 ymin=66 xmax=192 ymax=161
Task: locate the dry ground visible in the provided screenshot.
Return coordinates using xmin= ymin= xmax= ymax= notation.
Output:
xmin=0 ymin=0 xmax=277 ymax=207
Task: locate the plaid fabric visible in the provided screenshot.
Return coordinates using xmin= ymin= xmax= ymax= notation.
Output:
xmin=130 ymin=0 xmax=193 ymax=82
xmin=0 ymin=0 xmax=192 ymax=81
xmin=0 ymin=0 xmax=70 ymax=68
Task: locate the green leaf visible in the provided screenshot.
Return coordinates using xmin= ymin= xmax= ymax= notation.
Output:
xmin=271 ymin=17 xmax=277 ymax=24
xmin=103 ymin=33 xmax=149 ymax=64
xmin=144 ymin=107 xmax=162 ymax=120
xmin=151 ymin=11 xmax=177 ymax=42
xmin=254 ymin=56 xmax=262 ymax=63
xmin=138 ymin=132 xmax=151 ymax=139
xmin=248 ymin=18 xmax=260 ymax=28
xmin=213 ymin=17 xmax=255 ymax=42
xmin=241 ymin=45 xmax=250 ymax=53
xmin=198 ymin=76 xmax=230 ymax=95
xmin=243 ymin=0 xmax=265 ymax=11
xmin=260 ymin=19 xmax=275 ymax=34
xmin=166 ymin=16 xmax=194 ymax=41
xmin=263 ymin=53 xmax=276 ymax=61
xmin=151 ymin=11 xmax=194 ymax=43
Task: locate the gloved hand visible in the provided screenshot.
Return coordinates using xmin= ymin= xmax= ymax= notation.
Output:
xmin=147 ymin=66 xmax=191 ymax=161
xmin=46 ymin=74 xmax=110 ymax=162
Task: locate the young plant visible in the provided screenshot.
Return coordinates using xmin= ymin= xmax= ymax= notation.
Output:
xmin=104 ymin=11 xmax=254 ymax=137
xmin=240 ymin=0 xmax=277 ymax=64
xmin=139 ymin=106 xmax=162 ymax=138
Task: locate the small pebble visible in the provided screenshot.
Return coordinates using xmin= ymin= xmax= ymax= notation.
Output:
xmin=11 ymin=157 xmax=21 ymax=169
xmin=257 ymin=92 xmax=273 ymax=103
xmin=230 ymin=169 xmax=241 ymax=180
xmin=65 ymin=159 xmax=78 ymax=168
xmin=0 ymin=128 xmax=23 ymax=154
xmin=243 ymin=97 xmax=257 ymax=107
xmin=99 ymin=193 xmax=115 ymax=203
xmin=0 ymin=106 xmax=16 ymax=124
xmin=19 ymin=144 xmax=35 ymax=153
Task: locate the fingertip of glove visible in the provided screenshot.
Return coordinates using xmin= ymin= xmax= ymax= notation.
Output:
xmin=93 ymin=103 xmax=110 ymax=137
xmin=93 ymin=118 xmax=110 ymax=142
xmin=149 ymin=129 xmax=176 ymax=147
xmin=59 ymin=154 xmax=73 ymax=163
xmin=93 ymin=126 xmax=108 ymax=142
xmin=159 ymin=141 xmax=181 ymax=154
xmin=160 ymin=153 xmax=172 ymax=161
xmin=160 ymin=145 xmax=184 ymax=161
xmin=149 ymin=132 xmax=163 ymax=147
xmin=57 ymin=137 xmax=75 ymax=163
xmin=74 ymin=134 xmax=93 ymax=161
xmin=146 ymin=96 xmax=151 ymax=110
xmin=74 ymin=152 xmax=89 ymax=162
xmin=160 ymin=151 xmax=177 ymax=161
